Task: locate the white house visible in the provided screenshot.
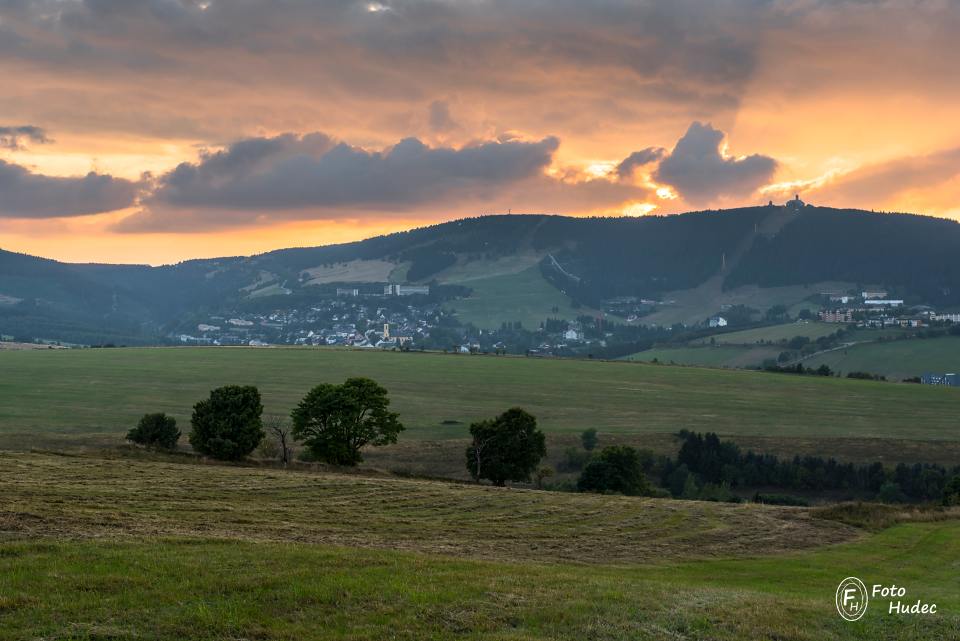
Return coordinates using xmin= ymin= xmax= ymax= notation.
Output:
xmin=708 ymin=316 xmax=728 ymax=328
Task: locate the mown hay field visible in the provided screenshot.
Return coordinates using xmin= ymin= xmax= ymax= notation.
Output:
xmin=0 ymin=450 xmax=957 ymax=640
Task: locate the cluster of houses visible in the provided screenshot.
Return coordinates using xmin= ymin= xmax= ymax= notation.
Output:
xmin=177 ymin=298 xmax=438 ymax=348
xmin=816 ymin=290 xmax=956 ymax=328
xmin=335 ymin=284 xmax=431 ymax=297
xmin=921 ymin=372 xmax=959 ymax=387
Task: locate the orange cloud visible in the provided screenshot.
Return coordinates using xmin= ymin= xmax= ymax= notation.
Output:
xmin=1 ymin=1 xmax=959 ymax=262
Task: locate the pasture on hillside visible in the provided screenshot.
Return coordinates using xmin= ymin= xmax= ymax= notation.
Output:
xmin=803 ymin=336 xmax=960 ymax=380
xmin=693 ymin=321 xmax=841 ymax=345
xmin=1 ymin=347 xmax=960 ymax=450
xmin=622 ymin=345 xmax=781 ymax=369
xmin=446 ymin=266 xmax=580 ymax=329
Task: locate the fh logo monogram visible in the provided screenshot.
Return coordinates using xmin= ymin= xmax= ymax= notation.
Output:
xmin=836 ymin=577 xmax=869 ymax=621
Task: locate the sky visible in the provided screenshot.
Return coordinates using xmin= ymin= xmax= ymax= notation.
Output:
xmin=2 ymin=0 xmax=960 ymax=265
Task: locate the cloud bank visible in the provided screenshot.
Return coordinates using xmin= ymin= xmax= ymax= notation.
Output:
xmin=0 ymin=120 xmax=783 ymax=229
xmin=653 ymin=122 xmax=777 ymax=205
xmin=118 ymin=132 xmax=648 ymax=231
xmin=0 ymin=160 xmax=139 ymax=219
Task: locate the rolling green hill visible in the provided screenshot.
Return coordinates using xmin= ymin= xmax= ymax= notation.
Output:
xmin=2 ymin=347 xmax=959 ymax=450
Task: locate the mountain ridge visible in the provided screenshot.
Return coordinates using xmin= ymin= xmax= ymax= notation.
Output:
xmin=3 ymin=205 xmax=960 ymax=344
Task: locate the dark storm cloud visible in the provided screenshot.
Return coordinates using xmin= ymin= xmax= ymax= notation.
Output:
xmin=0 ymin=125 xmax=50 ymax=150
xmin=653 ymin=122 xmax=777 ymax=203
xmin=116 ymin=132 xmax=573 ymax=230
xmin=0 ymin=160 xmax=139 ymax=218
xmin=616 ymin=147 xmax=666 ymax=178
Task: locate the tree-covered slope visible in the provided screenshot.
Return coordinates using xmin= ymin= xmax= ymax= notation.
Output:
xmin=725 ymin=207 xmax=960 ymax=305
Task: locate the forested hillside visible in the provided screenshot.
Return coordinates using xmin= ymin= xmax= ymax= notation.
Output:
xmin=726 ymin=208 xmax=960 ymax=305
xmin=4 ymin=205 xmax=960 ymax=344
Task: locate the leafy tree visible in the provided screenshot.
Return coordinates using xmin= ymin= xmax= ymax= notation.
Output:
xmin=580 ymin=428 xmax=599 ymax=451
xmin=577 ymin=445 xmax=650 ymax=496
xmin=291 ymin=377 xmax=404 ymax=466
xmin=943 ymin=476 xmax=960 ymax=506
xmin=465 ymin=408 xmax=546 ymax=486
xmin=127 ymin=413 xmax=180 ymax=450
xmin=189 ymin=385 xmax=264 ymax=461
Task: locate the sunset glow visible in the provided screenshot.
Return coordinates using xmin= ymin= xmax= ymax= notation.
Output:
xmin=2 ymin=1 xmax=960 ymax=264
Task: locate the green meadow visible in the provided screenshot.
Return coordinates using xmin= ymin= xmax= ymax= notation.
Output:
xmin=693 ymin=321 xmax=841 ymax=345
xmin=447 ymin=266 xmax=580 ymax=329
xmin=803 ymin=336 xmax=960 ymax=380
xmin=622 ymin=344 xmax=782 ymax=369
xmin=1 ymin=348 xmax=959 ymax=639
xmin=2 ymin=347 xmax=960 ymax=449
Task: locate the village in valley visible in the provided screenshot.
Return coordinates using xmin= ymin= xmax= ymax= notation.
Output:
xmin=168 ymin=271 xmax=960 ymax=388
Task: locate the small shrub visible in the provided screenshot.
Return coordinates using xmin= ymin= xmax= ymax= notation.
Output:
xmin=752 ymin=492 xmax=810 ymax=506
xmin=126 ymin=413 xmax=180 ymax=450
xmin=534 ymin=465 xmax=555 ymax=489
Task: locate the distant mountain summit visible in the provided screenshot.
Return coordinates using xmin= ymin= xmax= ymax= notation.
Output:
xmin=3 ymin=204 xmax=960 ymax=344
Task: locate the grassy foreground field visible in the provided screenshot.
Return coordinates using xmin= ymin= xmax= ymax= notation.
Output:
xmin=0 ymin=451 xmax=957 ymax=640
xmin=2 ymin=347 xmax=960 ymax=451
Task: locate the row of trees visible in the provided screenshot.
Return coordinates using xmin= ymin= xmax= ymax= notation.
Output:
xmin=129 ymin=391 xmax=960 ymax=506
xmin=656 ymin=431 xmax=960 ymax=504
xmin=557 ymin=429 xmax=960 ymax=505
xmin=127 ymin=378 xmax=405 ymax=465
